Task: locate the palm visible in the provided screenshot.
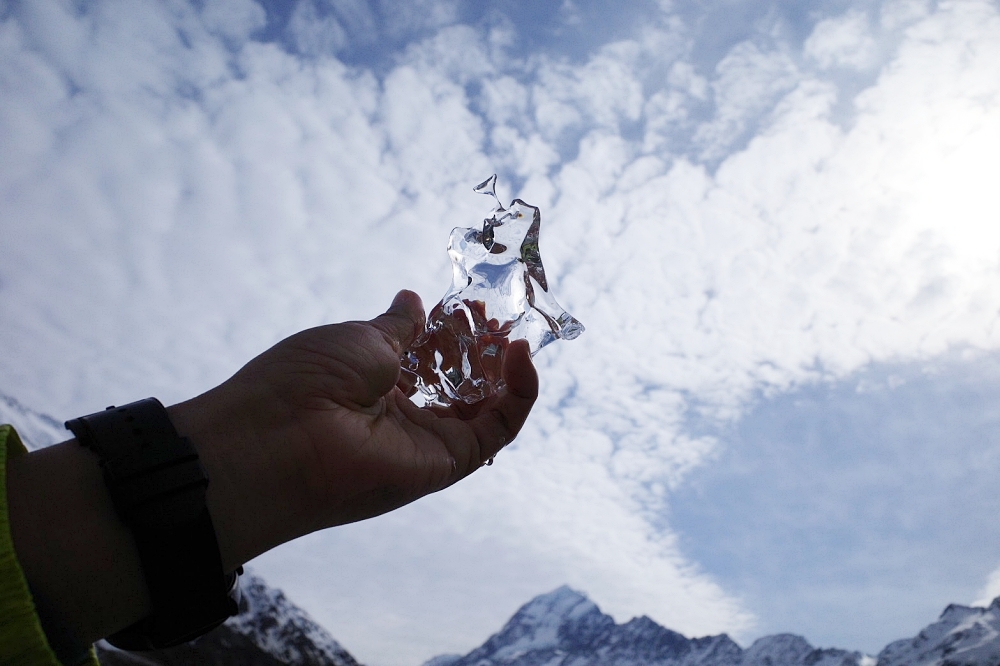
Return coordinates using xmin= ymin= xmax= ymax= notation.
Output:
xmin=228 ymin=291 xmax=537 ymax=529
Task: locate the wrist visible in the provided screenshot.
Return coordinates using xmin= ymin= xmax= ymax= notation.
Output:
xmin=166 ymin=385 xmax=317 ymax=570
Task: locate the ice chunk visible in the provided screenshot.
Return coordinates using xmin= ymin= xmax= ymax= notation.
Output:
xmin=401 ymin=175 xmax=584 ymax=407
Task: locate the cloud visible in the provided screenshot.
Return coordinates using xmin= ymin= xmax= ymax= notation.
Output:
xmin=288 ymin=1 xmax=353 ymax=55
xmin=200 ymin=0 xmax=267 ymax=45
xmin=974 ymin=565 xmax=1000 ymax=608
xmin=693 ymin=40 xmax=801 ymax=159
xmin=4 ymin=0 xmax=1000 ymax=664
xmin=804 ymin=10 xmax=879 ymax=70
xmin=286 ymin=0 xmax=461 ymax=60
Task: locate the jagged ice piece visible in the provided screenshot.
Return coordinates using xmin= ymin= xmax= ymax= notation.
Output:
xmin=401 ymin=175 xmax=584 ymax=407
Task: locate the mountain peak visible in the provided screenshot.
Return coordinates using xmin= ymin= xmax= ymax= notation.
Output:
xmin=463 ymin=586 xmax=609 ymax=662
xmin=517 ymin=585 xmax=596 ymax=621
xmin=878 ymin=598 xmax=1000 ymax=666
xmin=95 ymin=570 xmax=362 ymax=666
xmin=424 ymin=587 xmax=741 ymax=666
xmin=227 ymin=571 xmax=361 ymax=665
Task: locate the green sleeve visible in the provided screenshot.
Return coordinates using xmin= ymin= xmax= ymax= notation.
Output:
xmin=0 ymin=424 xmax=100 ymax=666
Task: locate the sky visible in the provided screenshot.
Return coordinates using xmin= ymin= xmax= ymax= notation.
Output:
xmin=3 ymin=0 xmax=1000 ymax=664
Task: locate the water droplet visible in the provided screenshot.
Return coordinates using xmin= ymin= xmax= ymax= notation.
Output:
xmin=486 ymin=456 xmax=495 ymax=466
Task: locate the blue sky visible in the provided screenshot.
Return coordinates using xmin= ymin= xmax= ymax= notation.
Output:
xmin=3 ymin=0 xmax=1000 ymax=664
xmin=672 ymin=350 xmax=1000 ymax=649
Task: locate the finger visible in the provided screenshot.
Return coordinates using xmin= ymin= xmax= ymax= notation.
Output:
xmin=396 ymin=368 xmax=418 ymax=396
xmin=465 ymin=339 xmax=538 ymax=470
xmin=339 ymin=292 xmax=425 ymax=409
xmin=502 ymin=339 xmax=538 ymax=402
xmin=369 ymin=290 xmax=426 ymax=354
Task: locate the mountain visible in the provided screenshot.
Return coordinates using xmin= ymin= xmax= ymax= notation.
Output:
xmin=877 ymin=598 xmax=1000 ymax=666
xmin=95 ymin=570 xmax=363 ymax=666
xmin=743 ymin=634 xmax=869 ymax=666
xmin=426 ymin=586 xmax=749 ymax=666
xmin=424 ymin=586 xmax=1000 ymax=666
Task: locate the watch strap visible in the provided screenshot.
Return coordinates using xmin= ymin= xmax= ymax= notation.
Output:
xmin=66 ymin=398 xmax=239 ymax=649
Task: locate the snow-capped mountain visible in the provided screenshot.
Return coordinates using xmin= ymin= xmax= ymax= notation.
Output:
xmin=877 ymin=598 xmax=1000 ymax=666
xmin=426 ymin=586 xmax=748 ymax=666
xmin=742 ymin=634 xmax=870 ymax=666
xmin=226 ymin=571 xmax=362 ymax=665
xmin=424 ymin=587 xmax=1000 ymax=666
xmin=424 ymin=586 xmax=1000 ymax=666
xmin=96 ymin=570 xmax=362 ymax=666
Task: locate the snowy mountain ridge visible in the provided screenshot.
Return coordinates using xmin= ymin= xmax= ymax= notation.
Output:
xmin=422 ymin=585 xmax=864 ymax=666
xmin=96 ymin=570 xmax=361 ymax=666
xmin=877 ymin=597 xmax=1000 ymax=666
xmin=424 ymin=586 xmax=1000 ymax=666
xmin=226 ymin=571 xmax=361 ymax=666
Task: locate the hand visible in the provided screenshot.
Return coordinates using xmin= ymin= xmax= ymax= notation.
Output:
xmin=167 ymin=289 xmax=539 ymax=571
xmin=7 ymin=290 xmax=537 ymax=647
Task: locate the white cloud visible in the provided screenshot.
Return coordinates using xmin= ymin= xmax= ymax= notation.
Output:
xmin=805 ymin=10 xmax=879 ymax=70
xmin=879 ymin=0 xmax=932 ymax=30
xmin=974 ymin=565 xmax=1000 ymax=607
xmin=530 ymin=42 xmax=645 ymax=141
xmin=693 ymin=40 xmax=801 ymax=160
xmin=288 ymin=1 xmax=351 ymax=55
xmin=378 ymin=0 xmax=460 ymax=38
xmin=200 ymin=0 xmax=267 ymax=44
xmin=4 ymin=0 xmax=1000 ymax=664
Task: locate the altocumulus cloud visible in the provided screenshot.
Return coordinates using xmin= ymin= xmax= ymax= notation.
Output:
xmin=3 ymin=1 xmax=1000 ymax=664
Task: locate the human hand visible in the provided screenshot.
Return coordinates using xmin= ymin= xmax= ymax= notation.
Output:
xmin=167 ymin=290 xmax=538 ymax=571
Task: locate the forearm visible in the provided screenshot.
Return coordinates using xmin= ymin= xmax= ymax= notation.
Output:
xmin=4 ymin=394 xmax=312 ymax=647
xmin=6 ymin=439 xmax=151 ymax=646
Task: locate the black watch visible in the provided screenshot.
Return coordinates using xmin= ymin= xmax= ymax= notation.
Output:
xmin=66 ymin=398 xmax=241 ymax=649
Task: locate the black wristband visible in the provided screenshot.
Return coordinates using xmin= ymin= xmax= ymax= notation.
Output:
xmin=66 ymin=398 xmax=240 ymax=649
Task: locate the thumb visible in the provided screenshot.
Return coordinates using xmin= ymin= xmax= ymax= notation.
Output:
xmin=370 ymin=290 xmax=426 ymax=353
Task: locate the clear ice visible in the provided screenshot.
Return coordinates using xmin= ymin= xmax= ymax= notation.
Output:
xmin=401 ymin=175 xmax=585 ymax=407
